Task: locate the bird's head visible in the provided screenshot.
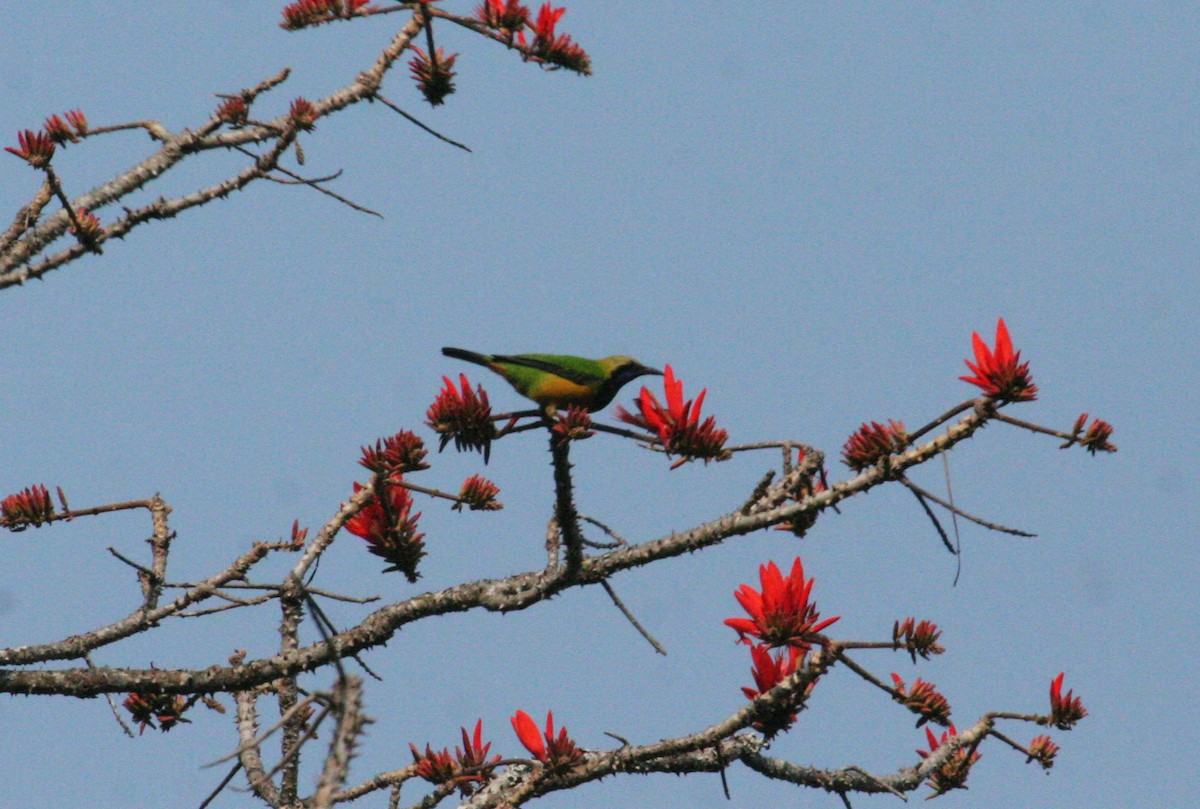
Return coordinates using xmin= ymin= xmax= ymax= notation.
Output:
xmin=592 ymin=356 xmax=664 ymax=410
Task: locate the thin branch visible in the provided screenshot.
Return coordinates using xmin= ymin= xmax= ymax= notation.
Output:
xmin=599 ymin=580 xmax=667 ymax=656
xmin=900 ymin=477 xmax=1036 ymax=537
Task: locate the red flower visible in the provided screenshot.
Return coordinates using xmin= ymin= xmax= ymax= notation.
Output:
xmin=454 ymin=474 xmax=502 ymax=511
xmin=70 ymin=208 xmax=103 ymax=244
xmin=510 ymin=710 xmax=582 ymax=771
xmin=1 ymin=484 xmax=55 ymax=530
xmin=216 ymin=97 xmax=249 ymax=125
xmin=551 ymin=405 xmax=594 ymax=441
xmin=409 ymin=47 xmax=458 ymax=107
xmin=841 ymin=419 xmax=907 ymax=471
xmin=426 ymin=374 xmax=497 ymax=463
xmin=960 ymin=318 xmax=1037 ymax=402
xmin=5 ymin=130 xmax=56 ymax=167
xmin=122 ymin=692 xmax=190 ymax=734
xmin=476 ymin=0 xmax=530 ymax=32
xmin=616 ymin=365 xmax=729 ymax=468
xmin=344 ymin=480 xmax=426 ymax=581
xmin=65 ymin=109 xmax=88 ymax=135
xmin=43 ymin=114 xmax=79 ymax=145
xmin=724 ymin=557 xmax=839 ymax=651
xmin=891 ymin=672 xmax=951 ymax=727
xmin=892 ymin=618 xmax=945 ymax=663
xmin=289 ymin=97 xmax=317 ymax=131
xmin=740 ymin=643 xmax=807 ymax=737
xmin=916 ymin=724 xmax=981 ymax=797
xmin=410 ymin=743 xmax=459 ymax=784
xmin=1048 ymin=672 xmax=1087 ymax=729
xmin=1026 ymin=734 xmax=1059 ymax=769
xmin=360 ymin=430 xmax=429 ymax=476
xmin=281 ymin=0 xmax=372 ymax=30
xmin=454 ymin=719 xmax=500 ymax=789
xmin=1066 ymin=412 xmax=1117 ymax=454
xmin=527 ymin=3 xmax=591 ymax=74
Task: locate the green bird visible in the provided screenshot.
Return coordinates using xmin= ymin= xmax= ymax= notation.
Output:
xmin=441 ymin=347 xmax=663 ymax=413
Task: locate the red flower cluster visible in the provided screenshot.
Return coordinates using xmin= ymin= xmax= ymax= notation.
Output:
xmin=726 ymin=557 xmax=838 ymax=736
xmin=960 ymin=318 xmax=1037 ymax=402
xmin=916 ymin=724 xmax=981 ymax=797
xmin=5 ymin=130 xmax=56 ymax=168
xmin=409 ymin=720 xmax=500 ymax=795
xmin=725 ymin=558 xmax=840 ymax=651
xmin=70 ymin=208 xmax=103 ymax=243
xmin=360 ymin=430 xmax=430 ymax=476
xmin=344 ymin=480 xmax=426 ymax=581
xmin=409 ymin=47 xmax=458 ymax=107
xmin=454 ymin=474 xmax=502 ymax=511
xmin=1 ymin=484 xmax=56 ymax=530
xmin=841 ymin=419 xmax=908 ymax=471
xmin=551 ymin=405 xmax=593 ymax=441
xmin=289 ymin=97 xmax=318 ymax=131
xmin=43 ymin=109 xmax=88 ymax=144
xmin=123 ymin=692 xmax=190 ymax=734
xmin=527 ymin=3 xmax=591 ymax=74
xmin=740 ymin=643 xmax=809 ymax=737
xmin=1067 ymin=412 xmax=1117 ymax=455
xmin=280 ymin=0 xmax=372 ymax=30
xmin=216 ymin=97 xmax=249 ymax=125
xmin=426 ymin=374 xmax=498 ymax=462
xmin=891 ymin=673 xmax=951 ymax=727
xmin=1026 ymin=734 xmax=1060 ymax=769
xmin=617 ymin=365 xmax=729 ymax=469
xmin=1048 ymin=672 xmax=1087 ymax=730
xmin=511 ymin=710 xmax=583 ymax=772
xmin=476 ymin=0 xmax=530 ymax=32
xmin=892 ymin=617 xmax=945 ymax=663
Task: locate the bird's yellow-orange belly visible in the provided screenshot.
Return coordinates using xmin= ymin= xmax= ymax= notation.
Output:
xmin=529 ymin=376 xmax=594 ymax=406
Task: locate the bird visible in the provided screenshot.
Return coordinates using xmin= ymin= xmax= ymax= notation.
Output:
xmin=441 ymin=347 xmax=663 ymax=413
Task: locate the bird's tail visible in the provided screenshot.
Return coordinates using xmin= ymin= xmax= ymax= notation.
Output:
xmin=441 ymin=347 xmax=494 ymax=367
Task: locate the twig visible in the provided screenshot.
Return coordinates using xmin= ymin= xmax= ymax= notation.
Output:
xmin=900 ymin=477 xmax=1036 ymax=537
xmin=197 ymin=762 xmax=243 ymax=809
xmin=374 ymin=93 xmax=472 ymax=152
xmin=599 ymin=580 xmax=667 ymax=655
xmin=86 ymin=654 xmax=134 ymax=737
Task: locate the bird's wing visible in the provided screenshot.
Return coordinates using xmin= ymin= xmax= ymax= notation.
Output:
xmin=490 ymin=354 xmax=603 ymax=386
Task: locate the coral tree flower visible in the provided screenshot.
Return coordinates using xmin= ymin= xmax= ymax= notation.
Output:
xmin=917 ymin=724 xmax=981 ymax=797
xmin=476 ymin=0 xmax=530 ymax=32
xmin=960 ymin=318 xmax=1037 ymax=402
xmin=892 ymin=618 xmax=945 ymax=663
xmin=454 ymin=474 xmax=502 ymax=511
xmin=344 ymin=480 xmax=426 ymax=581
xmin=891 ymin=673 xmax=951 ymax=727
xmin=281 ymin=0 xmax=372 ymax=30
xmin=841 ymin=420 xmax=908 ymax=471
xmin=1026 ymin=734 xmax=1059 ymax=769
xmin=528 ymin=3 xmax=591 ymax=73
xmin=360 ymin=430 xmax=430 ymax=476
xmin=725 ymin=557 xmax=839 ymax=651
xmin=1048 ymin=672 xmax=1087 ymax=729
xmin=409 ymin=719 xmax=499 ymax=794
xmin=1 ymin=484 xmax=55 ymax=530
xmin=5 ymin=130 xmax=56 ymax=167
xmin=617 ymin=364 xmax=730 ymax=468
xmin=1067 ymin=412 xmax=1117 ymax=455
xmin=740 ymin=643 xmax=806 ymax=737
xmin=510 ymin=710 xmax=582 ymax=771
xmin=123 ymin=693 xmax=190 ymax=734
xmin=409 ymin=47 xmax=458 ymax=106
xmin=426 ymin=374 xmax=498 ymax=462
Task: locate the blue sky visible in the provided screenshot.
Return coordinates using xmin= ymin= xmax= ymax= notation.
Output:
xmin=2 ymin=3 xmax=1197 ymax=807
